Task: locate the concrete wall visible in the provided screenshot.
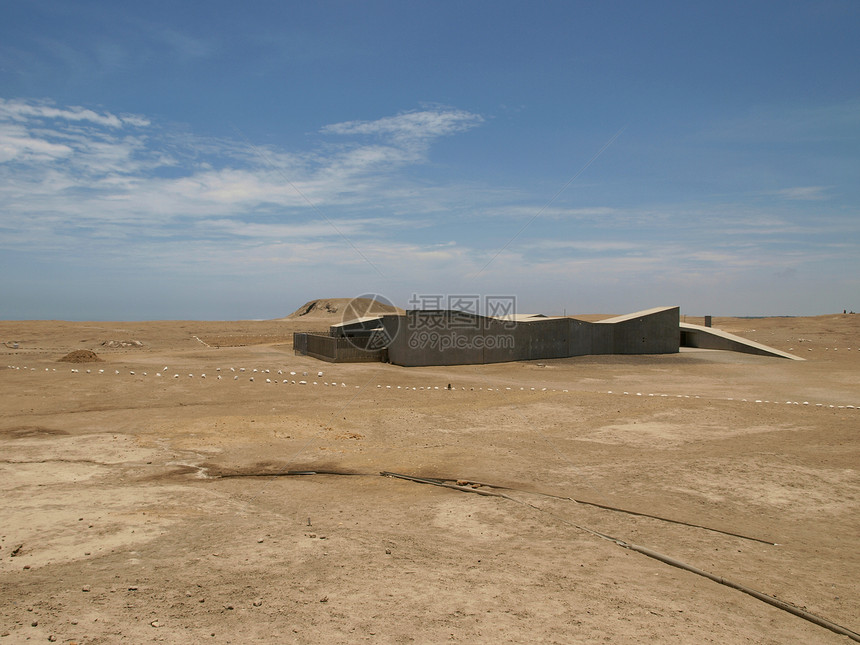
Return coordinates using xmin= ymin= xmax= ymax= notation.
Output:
xmin=382 ymin=312 xmax=486 ymax=367
xmin=521 ymin=318 xmax=570 ymax=361
xmin=601 ymin=306 xmax=680 ymax=354
xmin=382 ymin=313 xmax=574 ymax=366
xmin=567 ymin=318 xmax=596 ymax=357
xmin=380 ymin=307 xmax=680 ymax=367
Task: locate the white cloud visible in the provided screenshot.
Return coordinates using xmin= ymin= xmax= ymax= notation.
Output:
xmin=489 ymin=205 xmax=622 ymax=219
xmin=204 ymin=217 xmax=399 ymax=241
xmin=769 ymin=186 xmax=830 ymax=201
xmin=525 ymin=239 xmax=640 ymax=253
xmin=0 ymin=98 xmax=148 ymax=129
xmin=0 ymin=123 xmax=73 ymax=163
xmin=321 ymin=109 xmax=483 ymax=153
xmin=119 ymin=114 xmax=151 ymax=128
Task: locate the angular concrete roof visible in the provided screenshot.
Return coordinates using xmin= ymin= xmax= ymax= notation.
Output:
xmin=492 ymin=313 xmax=556 ymax=322
xmin=330 ymin=315 xmax=385 ymax=328
xmin=597 ymin=306 xmax=679 ymax=324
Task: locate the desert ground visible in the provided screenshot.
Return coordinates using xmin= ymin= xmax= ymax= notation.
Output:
xmin=1 ymin=308 xmax=858 ymax=644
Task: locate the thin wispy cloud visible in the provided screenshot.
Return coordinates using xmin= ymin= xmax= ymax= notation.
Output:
xmin=487 ymin=205 xmax=622 ymax=219
xmin=699 ymin=100 xmax=860 ymax=144
xmin=0 ymin=98 xmax=148 ymax=129
xmin=769 ymin=186 xmax=830 ymax=201
xmin=322 ymin=109 xmax=484 ymax=150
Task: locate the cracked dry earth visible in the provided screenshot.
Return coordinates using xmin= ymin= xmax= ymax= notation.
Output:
xmin=0 ymin=315 xmax=858 ymax=644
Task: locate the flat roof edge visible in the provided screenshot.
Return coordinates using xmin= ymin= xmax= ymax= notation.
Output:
xmin=598 ymin=306 xmax=679 ymax=324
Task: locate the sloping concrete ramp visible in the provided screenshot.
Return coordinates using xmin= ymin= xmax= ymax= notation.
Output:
xmin=680 ymin=322 xmax=803 ymax=360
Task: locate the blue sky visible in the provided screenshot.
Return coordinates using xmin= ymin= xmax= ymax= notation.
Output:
xmin=1 ymin=1 xmax=858 ymax=319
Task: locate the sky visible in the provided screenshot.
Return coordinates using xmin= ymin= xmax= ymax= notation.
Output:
xmin=1 ymin=1 xmax=858 ymax=320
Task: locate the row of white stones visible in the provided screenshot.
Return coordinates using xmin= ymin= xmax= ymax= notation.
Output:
xmin=5 ymin=364 xmax=858 ymax=410
xmin=603 ymin=390 xmax=856 ymax=409
xmin=5 ymin=364 xmax=349 ymax=386
xmin=789 ymin=345 xmax=853 ymax=351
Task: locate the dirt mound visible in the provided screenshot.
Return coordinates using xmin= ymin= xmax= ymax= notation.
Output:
xmin=58 ymin=349 xmax=102 ymax=363
xmin=283 ymin=297 xmax=402 ymax=320
xmin=292 ymin=299 xmax=342 ymax=317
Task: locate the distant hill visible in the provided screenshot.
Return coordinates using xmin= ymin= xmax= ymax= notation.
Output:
xmin=279 ymin=297 xmax=403 ymax=321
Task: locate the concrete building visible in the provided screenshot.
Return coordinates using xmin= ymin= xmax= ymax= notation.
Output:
xmin=295 ymin=306 xmax=696 ymax=366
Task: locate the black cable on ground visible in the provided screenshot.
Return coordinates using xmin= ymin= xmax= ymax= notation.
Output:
xmin=380 ymin=470 xmax=860 ymax=643
xmin=389 ymin=473 xmax=776 ymax=545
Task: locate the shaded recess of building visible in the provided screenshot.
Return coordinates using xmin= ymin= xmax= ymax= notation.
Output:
xmin=295 ymin=306 xmax=690 ymax=366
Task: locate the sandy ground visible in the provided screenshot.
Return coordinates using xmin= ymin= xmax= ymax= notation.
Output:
xmin=1 ymin=314 xmax=858 ymax=644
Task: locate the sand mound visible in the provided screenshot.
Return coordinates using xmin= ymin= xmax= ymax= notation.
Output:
xmin=58 ymin=349 xmax=102 ymax=363
xmin=283 ymin=298 xmax=402 ymax=320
